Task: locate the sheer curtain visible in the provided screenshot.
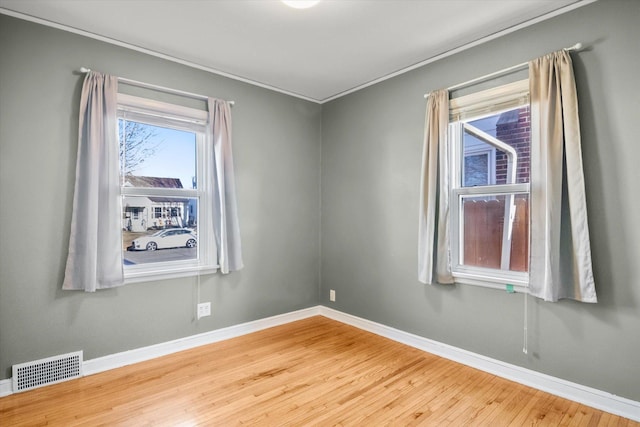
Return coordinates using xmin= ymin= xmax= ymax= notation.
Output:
xmin=63 ymin=72 xmax=124 ymax=292
xmin=418 ymin=89 xmax=453 ymax=285
xmin=529 ymin=50 xmax=597 ymax=302
xmin=208 ymin=99 xmax=243 ymax=274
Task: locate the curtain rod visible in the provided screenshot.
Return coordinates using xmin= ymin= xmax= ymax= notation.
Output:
xmin=423 ymin=42 xmax=583 ymax=99
xmin=78 ymin=67 xmax=235 ymax=106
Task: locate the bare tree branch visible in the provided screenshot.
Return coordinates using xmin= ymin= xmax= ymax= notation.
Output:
xmin=119 ymin=120 xmax=163 ymax=176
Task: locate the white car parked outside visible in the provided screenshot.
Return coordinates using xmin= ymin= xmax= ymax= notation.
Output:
xmin=128 ymin=228 xmax=197 ymax=251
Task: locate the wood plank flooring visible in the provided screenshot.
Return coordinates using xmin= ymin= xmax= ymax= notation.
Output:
xmin=0 ymin=316 xmax=636 ymax=426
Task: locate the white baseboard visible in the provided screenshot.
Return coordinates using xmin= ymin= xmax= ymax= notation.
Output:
xmin=2 ymin=304 xmax=638 ymax=422
xmin=0 ymin=306 xmax=321 ymax=398
xmin=83 ymin=306 xmax=322 ymax=376
xmin=318 ymin=306 xmax=640 ymax=422
xmin=0 ymin=378 xmax=11 ymax=397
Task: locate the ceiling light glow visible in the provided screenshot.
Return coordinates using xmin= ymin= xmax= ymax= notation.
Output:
xmin=282 ymin=0 xmax=321 ymax=9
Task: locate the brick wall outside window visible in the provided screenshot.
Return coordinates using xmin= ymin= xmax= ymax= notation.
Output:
xmin=495 ymin=106 xmax=530 ymax=184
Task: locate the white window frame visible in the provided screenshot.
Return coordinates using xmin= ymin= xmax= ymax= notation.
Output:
xmin=117 ymin=94 xmax=218 ymax=283
xmin=449 ymin=80 xmax=531 ymax=291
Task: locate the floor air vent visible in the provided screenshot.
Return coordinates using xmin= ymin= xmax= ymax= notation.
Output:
xmin=12 ymin=351 xmax=83 ymax=392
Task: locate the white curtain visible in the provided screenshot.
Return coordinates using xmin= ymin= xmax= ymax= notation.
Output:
xmin=418 ymin=89 xmax=453 ymax=285
xmin=63 ymin=72 xmax=124 ymax=292
xmin=208 ymin=99 xmax=243 ymax=273
xmin=529 ymin=50 xmax=597 ymax=302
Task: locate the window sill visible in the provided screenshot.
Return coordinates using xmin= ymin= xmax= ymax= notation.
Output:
xmin=124 ymin=265 xmax=219 ymax=284
xmin=452 ymin=271 xmax=528 ymax=294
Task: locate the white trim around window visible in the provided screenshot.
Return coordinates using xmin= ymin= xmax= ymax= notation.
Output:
xmin=448 ymin=80 xmax=532 ymax=290
xmin=117 ymin=94 xmax=218 ymax=283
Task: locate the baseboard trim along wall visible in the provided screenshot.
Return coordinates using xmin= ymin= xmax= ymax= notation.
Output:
xmin=318 ymin=306 xmax=640 ymax=422
xmin=82 ymin=306 xmax=323 ymax=377
xmin=1 ymin=305 xmax=638 ymax=421
xmin=0 ymin=378 xmax=11 ymax=397
xmin=0 ymin=306 xmax=322 ymax=398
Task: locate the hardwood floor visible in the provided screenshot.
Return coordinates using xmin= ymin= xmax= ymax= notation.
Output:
xmin=0 ymin=316 xmax=636 ymax=426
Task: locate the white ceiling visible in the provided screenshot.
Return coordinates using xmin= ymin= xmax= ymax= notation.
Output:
xmin=0 ymin=0 xmax=590 ymax=103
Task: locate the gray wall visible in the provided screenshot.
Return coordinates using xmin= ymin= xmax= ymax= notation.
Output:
xmin=0 ymin=15 xmax=321 ymax=380
xmin=321 ymin=0 xmax=640 ymax=402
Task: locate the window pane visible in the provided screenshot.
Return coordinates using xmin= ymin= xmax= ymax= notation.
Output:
xmin=464 ymin=152 xmax=490 ymax=186
xmin=461 ymin=106 xmax=530 ymax=187
xmin=461 ymin=194 xmax=529 ymax=272
xmin=119 ymin=119 xmax=197 ymax=190
xmin=122 ymin=196 xmax=198 ymax=265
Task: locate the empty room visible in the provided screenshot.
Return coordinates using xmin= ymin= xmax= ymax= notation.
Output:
xmin=0 ymin=0 xmax=639 ymax=424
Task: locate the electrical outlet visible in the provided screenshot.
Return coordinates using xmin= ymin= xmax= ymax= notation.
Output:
xmin=197 ymin=302 xmax=211 ymax=319
xmin=329 ymin=289 xmax=336 ymax=302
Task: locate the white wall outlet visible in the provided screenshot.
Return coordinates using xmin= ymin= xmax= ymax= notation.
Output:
xmin=197 ymin=302 xmax=211 ymax=319
xmin=329 ymin=289 xmax=336 ymax=302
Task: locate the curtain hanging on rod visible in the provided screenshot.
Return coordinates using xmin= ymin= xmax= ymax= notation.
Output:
xmin=78 ymin=67 xmax=235 ymax=105
xmin=423 ymin=43 xmax=583 ymax=99
xmin=63 ymin=71 xmax=124 ymax=291
xmin=528 ymin=49 xmax=596 ymax=302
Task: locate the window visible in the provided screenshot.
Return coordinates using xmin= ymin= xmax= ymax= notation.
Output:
xmin=64 ymin=72 xmax=241 ymax=292
xmin=117 ymin=94 xmax=216 ymax=281
xmin=419 ymin=52 xmax=596 ymax=301
xmin=449 ymin=80 xmax=530 ymax=288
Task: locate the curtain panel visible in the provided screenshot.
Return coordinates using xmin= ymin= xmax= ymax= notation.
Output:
xmin=418 ymin=89 xmax=453 ymax=285
xmin=208 ymin=99 xmax=243 ymax=274
xmin=528 ymin=50 xmax=597 ymax=302
xmin=63 ymin=72 xmax=124 ymax=292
